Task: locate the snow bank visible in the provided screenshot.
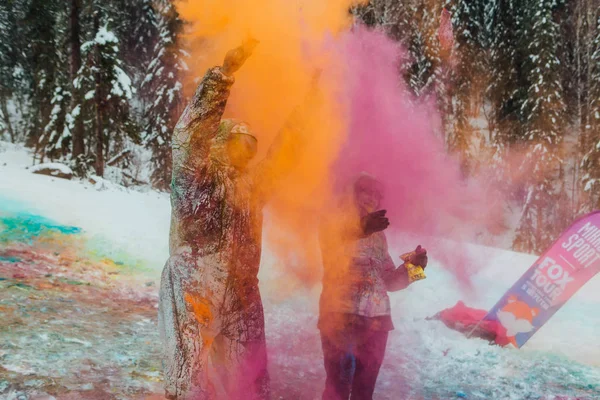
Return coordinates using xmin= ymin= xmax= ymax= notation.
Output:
xmin=0 ymin=142 xmax=170 ymax=267
xmin=29 ymin=162 xmax=73 ymax=175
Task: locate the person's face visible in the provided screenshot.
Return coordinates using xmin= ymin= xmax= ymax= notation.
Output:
xmin=356 ymin=184 xmax=383 ymax=213
xmin=226 ymin=133 xmax=258 ymax=171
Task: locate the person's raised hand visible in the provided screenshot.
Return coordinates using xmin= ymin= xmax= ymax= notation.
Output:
xmin=222 ymin=37 xmax=259 ymax=76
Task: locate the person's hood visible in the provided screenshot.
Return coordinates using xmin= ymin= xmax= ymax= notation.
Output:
xmin=209 ymin=119 xmax=256 ymax=165
xmin=353 ymin=172 xmax=384 ymax=200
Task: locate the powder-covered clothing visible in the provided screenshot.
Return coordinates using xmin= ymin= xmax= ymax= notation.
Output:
xmin=318 ymin=203 xmax=411 ymax=323
xmin=159 ymin=65 xmax=307 ymax=399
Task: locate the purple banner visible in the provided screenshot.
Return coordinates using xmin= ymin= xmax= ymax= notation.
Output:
xmin=484 ymin=212 xmax=600 ymax=348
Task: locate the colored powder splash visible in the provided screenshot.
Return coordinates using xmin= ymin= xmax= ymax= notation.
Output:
xmin=177 ymin=2 xmax=502 ymax=291
xmin=332 ymin=27 xmax=503 ymax=289
xmin=177 ymin=0 xmax=364 ymax=285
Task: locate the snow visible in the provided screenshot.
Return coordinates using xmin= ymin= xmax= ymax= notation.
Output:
xmin=29 ymin=162 xmax=73 ymax=175
xmin=0 ymin=142 xmax=169 ymax=265
xmin=93 ymin=26 xmax=118 ymax=46
xmin=49 ymin=104 xmax=61 ymax=119
xmin=1 ymin=141 xmax=600 ymax=398
xmin=81 ymin=27 xmax=118 ymax=53
xmin=112 ymin=66 xmax=134 ymax=99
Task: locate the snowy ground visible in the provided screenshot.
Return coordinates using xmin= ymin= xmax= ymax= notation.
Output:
xmin=1 ymin=141 xmax=599 ymax=400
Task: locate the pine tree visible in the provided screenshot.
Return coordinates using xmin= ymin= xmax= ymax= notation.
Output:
xmin=411 ymin=2 xmax=446 ymax=102
xmin=119 ymin=0 xmax=158 ymax=73
xmin=446 ymin=0 xmax=487 ymax=176
xmin=70 ymin=0 xmax=86 ymax=164
xmin=75 ymin=12 xmax=136 ymax=177
xmin=401 ymin=3 xmax=440 ymax=99
xmin=421 ymin=1 xmax=452 ymax=141
xmin=141 ymin=0 xmax=185 ymax=190
xmin=2 ymin=0 xmax=30 ymax=144
xmin=405 ymin=27 xmax=435 ymax=97
xmin=356 ymin=0 xmax=445 ymax=102
xmin=513 ymin=0 xmax=568 ymax=253
xmin=0 ymin=1 xmax=16 ymax=142
xmin=580 ymin=12 xmax=600 ymax=211
xmin=38 ymin=7 xmax=72 ymax=162
xmin=39 ymin=82 xmax=72 ymax=161
xmin=487 ymin=0 xmax=528 ymax=188
xmin=22 ymin=0 xmax=61 ymax=152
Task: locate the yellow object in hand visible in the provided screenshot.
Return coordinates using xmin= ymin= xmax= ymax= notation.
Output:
xmin=405 ymin=262 xmax=426 ymax=283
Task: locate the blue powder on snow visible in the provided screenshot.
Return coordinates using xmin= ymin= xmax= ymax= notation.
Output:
xmin=0 ymin=196 xmax=81 ymax=244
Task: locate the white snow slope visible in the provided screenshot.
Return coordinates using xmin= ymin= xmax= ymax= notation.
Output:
xmin=1 ymin=141 xmax=599 ymax=399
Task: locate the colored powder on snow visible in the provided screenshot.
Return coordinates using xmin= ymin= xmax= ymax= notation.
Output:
xmin=84 ymin=236 xmax=150 ymax=275
xmin=0 ymin=255 xmax=20 ymax=263
xmin=0 ymin=196 xmax=149 ymax=276
xmin=0 ymin=197 xmax=81 ymax=242
xmin=0 ymin=212 xmax=81 ymax=244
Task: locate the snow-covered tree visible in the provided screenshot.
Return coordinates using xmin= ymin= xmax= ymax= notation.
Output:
xmin=75 ymin=18 xmax=136 ymax=176
xmin=37 ymin=7 xmax=72 ymax=162
xmin=39 ymin=84 xmax=72 ymax=161
xmin=485 ymin=0 xmax=530 ymax=199
xmin=22 ymin=0 xmax=62 ymax=150
xmin=580 ymin=12 xmax=600 ymax=211
xmin=120 ymin=0 xmax=159 ymax=72
xmin=488 ymin=0 xmax=527 ymax=146
xmin=355 ymin=0 xmax=446 ymax=104
xmin=513 ymin=0 xmax=568 ymax=253
xmin=141 ymin=0 xmax=185 ymax=190
xmin=69 ymin=0 xmax=86 ymax=163
xmin=0 ymin=0 xmax=30 ymax=144
xmin=446 ymin=0 xmax=487 ymax=176
xmin=0 ymin=1 xmax=16 ymax=142
xmin=410 ymin=2 xmax=446 ymax=103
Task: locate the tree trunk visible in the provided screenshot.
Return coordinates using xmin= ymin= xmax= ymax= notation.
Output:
xmin=70 ymin=0 xmax=85 ymax=159
xmin=0 ymin=94 xmax=15 ymax=143
xmin=93 ymin=11 xmax=104 ymax=176
xmin=574 ymin=0 xmax=582 ymax=211
xmin=95 ymin=107 xmax=104 ymax=176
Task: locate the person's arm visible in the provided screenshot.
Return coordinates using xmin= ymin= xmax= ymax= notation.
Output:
xmin=383 ymin=242 xmax=429 ymax=292
xmin=381 ymin=235 xmax=410 ymax=292
xmin=172 ymin=40 xmax=258 ymax=171
xmin=172 ymin=68 xmax=234 ymax=161
xmin=320 ymin=206 xmax=391 ymax=250
xmin=253 ymin=71 xmax=322 ymax=204
xmin=381 ymin=252 xmax=411 ymax=292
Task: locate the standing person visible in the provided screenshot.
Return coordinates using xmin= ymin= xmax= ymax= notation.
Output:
xmin=318 ymin=173 xmax=429 ymax=400
xmin=159 ymin=39 xmax=319 ymax=400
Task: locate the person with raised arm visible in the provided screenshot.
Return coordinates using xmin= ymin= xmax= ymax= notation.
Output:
xmin=159 ymin=39 xmax=320 ymax=400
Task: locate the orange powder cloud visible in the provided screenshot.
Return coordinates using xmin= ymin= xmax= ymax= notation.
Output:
xmin=176 ymin=0 xmax=366 ymax=286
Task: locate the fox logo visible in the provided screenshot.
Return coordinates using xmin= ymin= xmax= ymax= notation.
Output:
xmin=496 ymin=295 xmax=539 ymax=347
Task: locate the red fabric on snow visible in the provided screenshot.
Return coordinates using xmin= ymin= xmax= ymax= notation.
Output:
xmin=430 ymin=301 xmax=510 ymax=346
